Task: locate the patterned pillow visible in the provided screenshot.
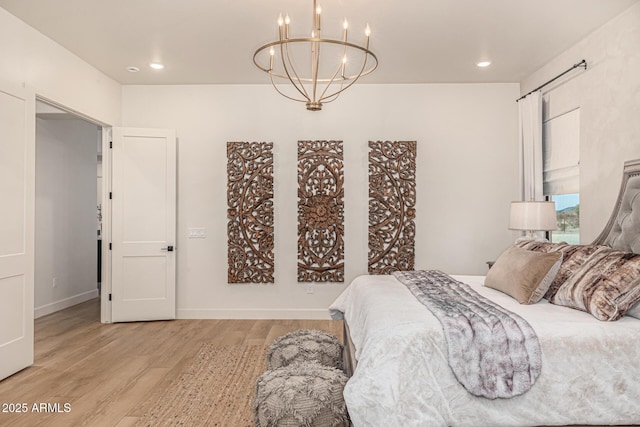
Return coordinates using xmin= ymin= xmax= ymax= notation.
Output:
xmin=550 ymin=246 xmax=640 ymax=321
xmin=516 ymin=242 xmax=600 ymax=299
xmin=515 ymin=241 xmax=564 ymax=253
xmin=627 ymin=302 xmax=640 ymax=319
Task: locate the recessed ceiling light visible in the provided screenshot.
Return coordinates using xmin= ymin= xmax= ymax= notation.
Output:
xmin=126 ymin=66 xmax=140 ymax=73
xmin=149 ymin=62 xmax=165 ymax=70
xmin=477 ymin=61 xmax=492 ymax=68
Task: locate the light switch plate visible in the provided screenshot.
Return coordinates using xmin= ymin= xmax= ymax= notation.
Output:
xmin=188 ymin=228 xmax=206 ymax=238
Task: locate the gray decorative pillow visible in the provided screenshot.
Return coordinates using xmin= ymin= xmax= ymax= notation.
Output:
xmin=485 ymin=246 xmax=562 ymax=304
xmin=551 ymin=246 xmax=640 ymax=321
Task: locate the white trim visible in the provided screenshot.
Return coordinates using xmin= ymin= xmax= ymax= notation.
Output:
xmin=35 ymin=95 xmax=110 ymax=127
xmin=100 ymin=127 xmax=112 ymax=323
xmin=35 ymin=289 xmax=99 ymax=319
xmin=177 ymin=308 xmax=332 ymax=320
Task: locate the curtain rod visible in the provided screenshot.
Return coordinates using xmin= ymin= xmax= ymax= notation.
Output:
xmin=516 ymin=59 xmax=587 ymax=102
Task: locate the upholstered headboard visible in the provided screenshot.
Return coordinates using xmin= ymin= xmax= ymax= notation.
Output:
xmin=592 ymin=159 xmax=640 ymax=254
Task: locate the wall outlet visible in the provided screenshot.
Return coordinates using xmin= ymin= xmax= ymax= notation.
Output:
xmin=306 ymin=283 xmax=314 ymax=294
xmin=52 ymin=277 xmax=57 ymax=288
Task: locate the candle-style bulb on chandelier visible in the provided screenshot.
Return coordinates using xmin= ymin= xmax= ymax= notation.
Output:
xmin=253 ymin=0 xmax=378 ymax=111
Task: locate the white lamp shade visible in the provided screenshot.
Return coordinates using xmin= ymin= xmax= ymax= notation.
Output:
xmin=509 ymin=201 xmax=557 ymax=231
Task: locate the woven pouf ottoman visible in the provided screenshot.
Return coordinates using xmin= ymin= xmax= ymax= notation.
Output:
xmin=266 ymin=329 xmax=344 ymax=371
xmin=254 ymin=361 xmax=350 ymax=427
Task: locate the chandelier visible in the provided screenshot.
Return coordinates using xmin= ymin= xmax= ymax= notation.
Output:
xmin=253 ymin=0 xmax=378 ymax=111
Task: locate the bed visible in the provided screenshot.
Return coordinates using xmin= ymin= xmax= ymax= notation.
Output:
xmin=329 ymin=158 xmax=640 ymax=427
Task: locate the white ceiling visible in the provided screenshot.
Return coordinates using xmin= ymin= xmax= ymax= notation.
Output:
xmin=1 ymin=0 xmax=638 ymax=85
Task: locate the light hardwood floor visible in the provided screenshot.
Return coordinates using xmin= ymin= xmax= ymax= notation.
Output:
xmin=0 ymin=299 xmax=343 ymax=427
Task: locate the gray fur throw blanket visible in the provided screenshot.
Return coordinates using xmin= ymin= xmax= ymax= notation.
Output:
xmin=392 ymin=270 xmax=542 ymax=399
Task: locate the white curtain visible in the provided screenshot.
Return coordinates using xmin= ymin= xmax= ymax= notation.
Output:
xmin=518 ymin=91 xmax=543 ymax=202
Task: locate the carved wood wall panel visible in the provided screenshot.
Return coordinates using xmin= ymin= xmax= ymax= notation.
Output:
xmin=368 ymin=140 xmax=416 ymax=274
xmin=297 ymin=140 xmax=344 ymax=282
xmin=227 ymin=141 xmax=274 ymax=283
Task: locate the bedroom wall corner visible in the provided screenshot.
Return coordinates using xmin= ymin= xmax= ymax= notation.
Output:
xmin=520 ymin=2 xmax=640 ymax=243
xmin=0 ymin=6 xmax=121 ymax=125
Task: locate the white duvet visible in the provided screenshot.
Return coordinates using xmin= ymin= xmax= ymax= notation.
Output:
xmin=329 ymin=274 xmax=640 ymax=427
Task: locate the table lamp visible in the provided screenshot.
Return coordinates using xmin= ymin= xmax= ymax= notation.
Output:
xmin=509 ymin=201 xmax=557 ymax=242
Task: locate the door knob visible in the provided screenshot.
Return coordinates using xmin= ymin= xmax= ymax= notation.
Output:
xmin=161 ymin=245 xmax=174 ymax=252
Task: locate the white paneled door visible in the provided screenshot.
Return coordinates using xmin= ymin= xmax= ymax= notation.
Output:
xmin=111 ymin=128 xmax=176 ymax=322
xmin=0 ymin=83 xmax=35 ymax=380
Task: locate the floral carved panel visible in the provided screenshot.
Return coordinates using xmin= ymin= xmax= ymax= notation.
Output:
xmin=227 ymin=141 xmax=274 ymax=283
xmin=298 ymin=140 xmax=344 ymax=282
xmin=368 ymin=140 xmax=416 ymax=274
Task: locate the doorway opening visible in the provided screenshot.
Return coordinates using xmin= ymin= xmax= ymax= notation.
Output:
xmin=34 ymin=100 xmax=105 ymax=322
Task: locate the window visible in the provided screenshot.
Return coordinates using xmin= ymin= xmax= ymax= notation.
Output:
xmin=549 ymin=193 xmax=579 ymax=244
xmin=543 ymin=108 xmax=580 ymax=244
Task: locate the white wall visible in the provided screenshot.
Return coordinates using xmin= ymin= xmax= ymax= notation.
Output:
xmin=35 ymin=118 xmax=100 ymax=318
xmin=520 ymin=2 xmax=640 ymax=243
xmin=0 ymin=7 xmax=121 ymax=125
xmin=122 ymin=83 xmax=520 ymax=318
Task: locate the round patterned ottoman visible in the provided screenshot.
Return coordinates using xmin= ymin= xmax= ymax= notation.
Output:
xmin=254 ymin=361 xmax=350 ymax=427
xmin=266 ymin=329 xmax=344 ymax=371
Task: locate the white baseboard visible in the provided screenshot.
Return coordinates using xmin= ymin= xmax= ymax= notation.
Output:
xmin=35 ymin=289 xmax=99 ymax=319
xmin=177 ymin=308 xmax=332 ymax=320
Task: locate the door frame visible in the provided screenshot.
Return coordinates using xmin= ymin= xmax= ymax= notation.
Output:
xmin=34 ymin=95 xmax=113 ymax=323
xmin=100 ymin=127 xmax=112 ymax=323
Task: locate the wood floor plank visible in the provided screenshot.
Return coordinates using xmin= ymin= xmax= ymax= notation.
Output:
xmin=76 ymin=364 xmax=169 ymax=427
xmin=0 ymin=299 xmax=343 ymax=427
xmin=114 ymin=417 xmax=139 ymax=427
